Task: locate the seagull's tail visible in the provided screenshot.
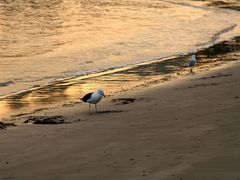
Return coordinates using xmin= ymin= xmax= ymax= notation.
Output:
xmin=81 ymin=97 xmax=87 ymax=102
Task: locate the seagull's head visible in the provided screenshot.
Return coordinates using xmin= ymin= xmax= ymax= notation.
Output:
xmin=97 ymin=89 xmax=105 ymax=97
xmin=192 ymin=55 xmax=196 ymax=61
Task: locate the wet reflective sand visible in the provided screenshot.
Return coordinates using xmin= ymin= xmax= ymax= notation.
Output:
xmin=0 ymin=36 xmax=240 ymax=120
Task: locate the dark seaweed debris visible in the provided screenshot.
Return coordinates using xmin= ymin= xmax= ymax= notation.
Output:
xmin=0 ymin=122 xmax=16 ymax=129
xmin=24 ymin=116 xmax=65 ymax=124
xmin=207 ymin=1 xmax=240 ymax=11
xmin=0 ymin=81 xmax=14 ymax=87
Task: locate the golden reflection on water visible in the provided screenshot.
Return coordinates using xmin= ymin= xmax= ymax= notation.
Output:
xmin=1 ymin=35 xmax=240 ymax=120
xmin=2 ymin=0 xmax=232 ymax=99
xmin=0 ymin=55 xmax=192 ymax=119
xmin=0 ymin=101 xmax=10 ymax=118
xmin=0 ymin=59 xmax=161 ymax=119
xmin=0 ymin=0 xmax=170 ymax=58
xmin=1 ymin=0 xmax=240 ymax=120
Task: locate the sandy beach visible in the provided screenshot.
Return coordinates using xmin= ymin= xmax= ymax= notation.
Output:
xmin=1 ymin=0 xmax=240 ymax=179
xmin=0 ymin=51 xmax=240 ymax=179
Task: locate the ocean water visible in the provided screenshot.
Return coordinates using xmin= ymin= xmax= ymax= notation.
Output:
xmin=1 ymin=0 xmax=240 ymax=98
xmin=1 ymin=0 xmax=240 ymax=120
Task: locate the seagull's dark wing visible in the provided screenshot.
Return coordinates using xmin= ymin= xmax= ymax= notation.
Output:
xmin=81 ymin=93 xmax=93 ymax=102
xmin=188 ymin=60 xmax=195 ymax=67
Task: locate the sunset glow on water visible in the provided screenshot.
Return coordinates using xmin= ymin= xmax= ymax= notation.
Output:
xmin=0 ymin=0 xmax=240 ymax=120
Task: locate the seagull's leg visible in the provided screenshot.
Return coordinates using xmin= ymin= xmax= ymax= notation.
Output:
xmin=89 ymin=104 xmax=91 ymax=113
xmin=95 ymin=104 xmax=98 ymax=112
xmin=190 ymin=67 xmax=193 ymax=73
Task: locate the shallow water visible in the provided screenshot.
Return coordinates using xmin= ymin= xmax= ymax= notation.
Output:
xmin=1 ymin=0 xmax=240 ymax=97
xmin=1 ymin=36 xmax=240 ymax=120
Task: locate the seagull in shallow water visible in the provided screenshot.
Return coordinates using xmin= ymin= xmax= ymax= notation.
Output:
xmin=81 ymin=89 xmax=105 ymax=113
xmin=188 ymin=54 xmax=197 ymax=72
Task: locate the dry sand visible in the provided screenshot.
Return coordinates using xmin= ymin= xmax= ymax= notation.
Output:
xmin=0 ymin=55 xmax=240 ymax=179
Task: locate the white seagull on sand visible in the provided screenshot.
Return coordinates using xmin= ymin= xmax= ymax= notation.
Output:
xmin=81 ymin=89 xmax=105 ymax=113
xmin=188 ymin=55 xmax=197 ymax=72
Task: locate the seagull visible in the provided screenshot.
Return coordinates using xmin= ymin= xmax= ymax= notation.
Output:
xmin=188 ymin=54 xmax=197 ymax=72
xmin=81 ymin=89 xmax=105 ymax=113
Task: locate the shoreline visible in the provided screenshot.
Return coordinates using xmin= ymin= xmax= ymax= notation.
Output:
xmin=1 ymin=1 xmax=240 ymax=179
xmin=1 ymin=36 xmax=240 ymax=122
xmin=0 ymin=51 xmax=239 ymax=179
xmin=0 ymin=1 xmax=239 ymax=113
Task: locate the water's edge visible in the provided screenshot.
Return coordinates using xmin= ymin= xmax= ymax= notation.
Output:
xmin=1 ymin=0 xmax=240 ymax=99
xmin=0 ymin=35 xmax=240 ymax=121
xmin=0 ymin=22 xmax=238 ymax=100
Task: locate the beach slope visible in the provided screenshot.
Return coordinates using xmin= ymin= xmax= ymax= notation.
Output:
xmin=0 ymin=59 xmax=240 ymax=179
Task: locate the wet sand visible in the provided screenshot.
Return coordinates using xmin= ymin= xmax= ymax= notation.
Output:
xmin=1 ymin=36 xmax=240 ymax=121
xmin=0 ymin=48 xmax=240 ymax=179
xmin=1 ymin=2 xmax=240 ymax=178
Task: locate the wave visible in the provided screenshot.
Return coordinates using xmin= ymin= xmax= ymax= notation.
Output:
xmin=196 ymin=24 xmax=237 ymax=48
